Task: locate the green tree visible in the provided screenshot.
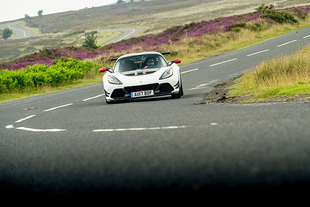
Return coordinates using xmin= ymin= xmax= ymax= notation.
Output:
xmin=24 ymin=14 xmax=32 ymax=23
xmin=2 ymin=28 xmax=13 ymax=40
xmin=38 ymin=10 xmax=43 ymax=17
xmin=82 ymin=32 xmax=98 ymax=49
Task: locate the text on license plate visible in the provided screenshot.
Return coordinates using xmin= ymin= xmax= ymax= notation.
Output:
xmin=131 ymin=90 xmax=154 ymax=98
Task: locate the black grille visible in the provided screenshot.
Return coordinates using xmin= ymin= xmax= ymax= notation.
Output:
xmin=158 ymin=83 xmax=174 ymax=92
xmin=111 ymin=89 xmax=127 ymax=98
xmin=124 ymin=83 xmax=159 ymax=93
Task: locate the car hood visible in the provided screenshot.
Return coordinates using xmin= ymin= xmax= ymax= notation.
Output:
xmin=107 ymin=67 xmax=172 ymax=85
xmin=120 ymin=68 xmax=160 ymax=76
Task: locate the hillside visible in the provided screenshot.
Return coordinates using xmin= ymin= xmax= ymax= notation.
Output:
xmin=0 ymin=0 xmax=309 ymax=64
xmin=1 ymin=2 xmax=310 ymax=102
xmin=28 ymin=0 xmax=309 ymax=34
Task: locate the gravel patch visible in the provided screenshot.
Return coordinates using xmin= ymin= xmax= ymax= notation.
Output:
xmin=204 ymin=77 xmax=310 ymax=104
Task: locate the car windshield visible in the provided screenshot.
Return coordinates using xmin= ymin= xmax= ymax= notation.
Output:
xmin=114 ymin=54 xmax=167 ymax=73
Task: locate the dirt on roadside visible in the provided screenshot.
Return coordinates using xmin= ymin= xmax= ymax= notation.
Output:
xmin=204 ymin=77 xmax=310 ymax=104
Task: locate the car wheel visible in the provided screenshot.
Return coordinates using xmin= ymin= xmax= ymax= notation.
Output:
xmin=105 ymin=98 xmax=112 ymax=104
xmin=180 ymin=84 xmax=184 ymax=96
xmin=172 ymin=84 xmax=183 ymax=99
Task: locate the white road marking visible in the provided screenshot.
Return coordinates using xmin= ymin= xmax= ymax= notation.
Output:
xmin=43 ymin=103 xmax=73 ymax=112
xmin=6 ymin=125 xmax=14 ymax=129
xmin=304 ymin=34 xmax=310 ymax=39
xmin=276 ymin=40 xmax=297 ymax=47
xmin=93 ymin=126 xmax=188 ymax=132
xmin=83 ymin=94 xmax=105 ymax=102
xmin=211 ymin=123 xmax=218 ymax=126
xmin=16 ymin=127 xmax=66 ymax=132
xmin=246 ymin=49 xmax=269 ymax=57
xmin=209 ymin=58 xmax=237 ymax=67
xmin=181 ymin=68 xmax=199 ymax=74
xmin=15 ymin=115 xmax=36 ymax=123
xmin=189 ymin=79 xmax=219 ymax=91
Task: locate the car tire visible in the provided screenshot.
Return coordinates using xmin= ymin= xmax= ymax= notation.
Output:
xmin=181 ymin=84 xmax=184 ymax=96
xmin=172 ymin=84 xmax=183 ymax=99
xmin=105 ymin=98 xmax=112 ymax=104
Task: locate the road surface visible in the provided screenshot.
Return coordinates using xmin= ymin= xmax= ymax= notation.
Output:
xmin=1 ymin=27 xmax=310 ymax=201
xmin=0 ymin=21 xmax=34 ymax=38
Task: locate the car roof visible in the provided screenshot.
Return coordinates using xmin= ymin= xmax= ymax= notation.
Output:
xmin=118 ymin=52 xmax=163 ymax=60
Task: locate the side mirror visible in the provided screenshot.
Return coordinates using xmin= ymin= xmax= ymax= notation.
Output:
xmin=99 ymin=68 xmax=107 ymax=73
xmin=174 ymin=59 xmax=181 ymax=64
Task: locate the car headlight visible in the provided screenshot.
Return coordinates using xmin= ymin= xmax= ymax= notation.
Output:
xmin=160 ymin=68 xmax=173 ymax=80
xmin=107 ymin=75 xmax=122 ymax=84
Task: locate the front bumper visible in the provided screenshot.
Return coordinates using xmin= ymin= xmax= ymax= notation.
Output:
xmin=105 ymin=82 xmax=180 ymax=101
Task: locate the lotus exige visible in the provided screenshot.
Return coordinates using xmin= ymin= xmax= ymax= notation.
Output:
xmin=99 ymin=52 xmax=183 ymax=104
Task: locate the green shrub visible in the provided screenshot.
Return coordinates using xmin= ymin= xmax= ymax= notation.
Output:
xmin=262 ymin=11 xmax=298 ymax=24
xmin=2 ymin=28 xmax=13 ymax=40
xmin=255 ymin=4 xmax=266 ymax=12
xmin=82 ymin=32 xmax=99 ymax=49
xmin=259 ymin=5 xmax=298 ymax=24
xmin=0 ymin=58 xmax=101 ymax=93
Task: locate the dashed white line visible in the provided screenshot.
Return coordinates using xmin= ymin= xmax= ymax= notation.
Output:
xmin=15 ymin=127 xmax=66 ymax=132
xmin=189 ymin=79 xmax=219 ymax=91
xmin=304 ymin=34 xmax=310 ymax=39
xmin=276 ymin=40 xmax=297 ymax=47
xmin=6 ymin=125 xmax=14 ymax=129
xmin=181 ymin=68 xmax=199 ymax=74
xmin=93 ymin=126 xmax=188 ymax=132
xmin=83 ymin=94 xmax=104 ymax=102
xmin=15 ymin=115 xmax=36 ymax=123
xmin=246 ymin=49 xmax=269 ymax=57
xmin=43 ymin=103 xmax=73 ymax=112
xmin=209 ymin=58 xmax=237 ymax=67
xmin=211 ymin=123 xmax=218 ymax=126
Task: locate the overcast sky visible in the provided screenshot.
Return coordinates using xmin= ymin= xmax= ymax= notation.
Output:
xmin=0 ymin=0 xmax=117 ymax=23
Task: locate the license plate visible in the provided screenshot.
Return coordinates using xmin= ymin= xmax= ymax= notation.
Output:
xmin=131 ymin=90 xmax=154 ymax=98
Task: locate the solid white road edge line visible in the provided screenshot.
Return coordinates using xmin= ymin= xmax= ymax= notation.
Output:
xmin=209 ymin=58 xmax=237 ymax=67
xmin=15 ymin=127 xmax=66 ymax=132
xmin=83 ymin=94 xmax=105 ymax=102
xmin=93 ymin=126 xmax=188 ymax=132
xmin=44 ymin=103 xmax=73 ymax=112
xmin=246 ymin=49 xmax=269 ymax=57
xmin=15 ymin=115 xmax=36 ymax=123
xmin=181 ymin=68 xmax=199 ymax=74
xmin=276 ymin=40 xmax=297 ymax=47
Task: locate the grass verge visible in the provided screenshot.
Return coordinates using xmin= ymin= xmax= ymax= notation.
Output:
xmin=227 ymin=45 xmax=310 ymax=103
xmin=0 ymin=74 xmax=102 ymax=103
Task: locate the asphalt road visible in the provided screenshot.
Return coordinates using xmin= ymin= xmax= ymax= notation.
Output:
xmin=0 ymin=21 xmax=34 ymax=38
xmin=1 ymin=27 xmax=310 ymax=201
xmin=0 ymin=20 xmax=142 ymax=42
xmin=101 ymin=28 xmax=144 ymax=44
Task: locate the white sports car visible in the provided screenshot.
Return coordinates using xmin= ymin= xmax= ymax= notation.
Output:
xmin=99 ymin=52 xmax=183 ymax=104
